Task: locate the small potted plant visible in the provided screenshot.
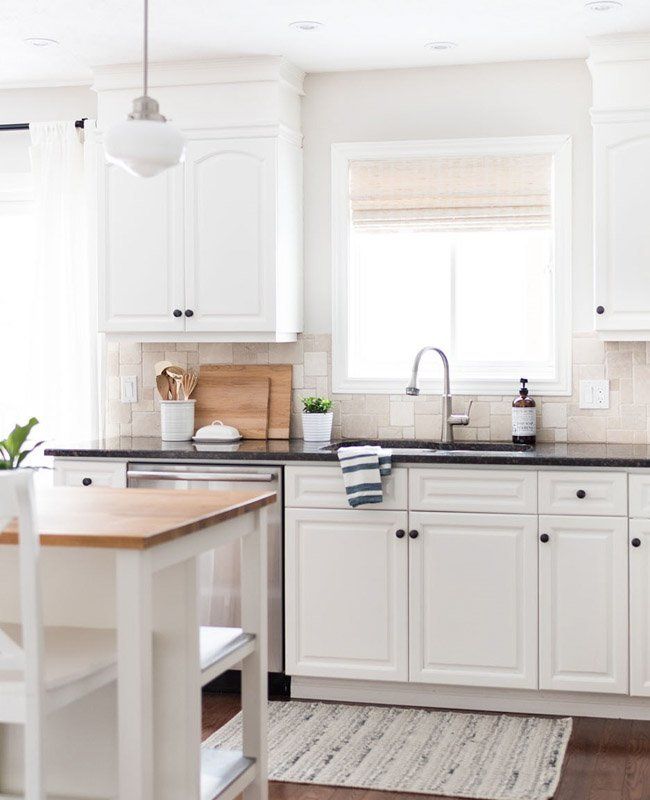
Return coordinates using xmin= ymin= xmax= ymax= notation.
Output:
xmin=0 ymin=418 xmax=43 ymax=469
xmin=301 ymin=396 xmax=334 ymax=442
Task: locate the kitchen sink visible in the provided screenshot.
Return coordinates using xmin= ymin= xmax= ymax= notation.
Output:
xmin=321 ymin=440 xmax=534 ymax=456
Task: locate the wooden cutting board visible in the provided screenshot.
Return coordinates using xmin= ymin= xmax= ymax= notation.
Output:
xmin=197 ymin=364 xmax=292 ymax=439
xmin=193 ymin=376 xmax=270 ymax=439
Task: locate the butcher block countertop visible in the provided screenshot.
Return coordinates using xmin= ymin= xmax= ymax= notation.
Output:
xmin=0 ymin=486 xmax=276 ymax=550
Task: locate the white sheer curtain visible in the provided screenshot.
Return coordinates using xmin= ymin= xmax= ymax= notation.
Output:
xmin=25 ymin=121 xmax=97 ymax=447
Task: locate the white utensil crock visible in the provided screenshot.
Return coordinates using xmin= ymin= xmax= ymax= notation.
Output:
xmin=160 ymin=400 xmax=196 ymax=442
xmin=301 ymin=411 xmax=334 ymax=442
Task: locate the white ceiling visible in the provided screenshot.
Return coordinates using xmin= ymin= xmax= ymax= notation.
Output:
xmin=2 ymin=0 xmax=650 ymax=87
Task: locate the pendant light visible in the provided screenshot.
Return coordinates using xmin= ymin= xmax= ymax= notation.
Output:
xmin=104 ymin=0 xmax=184 ymax=178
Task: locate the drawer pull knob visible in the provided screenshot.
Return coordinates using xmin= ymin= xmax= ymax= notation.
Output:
xmin=395 ymin=529 xmax=406 ymax=539
xmin=632 ymin=538 xmax=642 ymax=548
xmin=596 ymin=305 xmax=605 ymax=315
xmin=173 ymin=309 xmax=182 ymax=318
xmin=576 ymin=489 xmax=586 ymax=499
xmin=185 ymin=309 xmax=194 ymax=317
xmin=409 ymin=529 xmax=419 ymax=539
xmin=540 ymin=533 xmax=550 ymax=543
xmin=82 ymin=477 xmax=92 ymax=486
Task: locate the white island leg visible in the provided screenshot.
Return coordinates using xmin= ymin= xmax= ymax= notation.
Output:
xmin=241 ymin=507 xmax=269 ymax=800
xmin=116 ymin=549 xmax=154 ymax=800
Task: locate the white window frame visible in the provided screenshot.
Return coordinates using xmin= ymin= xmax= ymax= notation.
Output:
xmin=331 ymin=135 xmax=573 ymax=395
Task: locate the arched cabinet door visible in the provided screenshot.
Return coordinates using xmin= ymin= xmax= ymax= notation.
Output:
xmin=183 ymin=137 xmax=277 ymax=332
xmin=594 ymin=124 xmax=650 ymax=337
xmin=97 ymin=158 xmax=185 ymax=332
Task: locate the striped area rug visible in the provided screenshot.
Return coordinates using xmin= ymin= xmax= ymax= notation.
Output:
xmin=204 ymin=700 xmax=572 ymax=800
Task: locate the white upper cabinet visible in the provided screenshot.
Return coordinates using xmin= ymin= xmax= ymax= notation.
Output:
xmin=183 ymin=137 xmax=277 ymax=332
xmin=589 ymin=34 xmax=650 ymax=339
xmin=98 ymin=162 xmax=184 ymax=332
xmin=94 ymin=58 xmax=304 ymax=341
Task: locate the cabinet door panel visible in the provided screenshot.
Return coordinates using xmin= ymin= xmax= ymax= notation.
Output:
xmin=53 ymin=459 xmax=126 ymax=488
xmin=539 ymin=515 xmax=628 ymax=693
xmin=98 ymin=158 xmax=184 ymax=332
xmin=285 ymin=465 xmax=407 ymax=510
xmin=409 ymin=468 xmax=536 ymax=514
xmin=409 ymin=512 xmax=538 ymax=689
xmin=630 ymin=520 xmax=650 ymax=696
xmin=184 ymin=138 xmax=276 ymax=331
xmin=285 ymin=508 xmax=408 ymax=681
xmin=594 ymin=124 xmax=650 ymax=335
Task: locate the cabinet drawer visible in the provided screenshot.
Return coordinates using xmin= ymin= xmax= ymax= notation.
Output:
xmin=53 ymin=459 xmax=127 ymax=488
xmin=628 ymin=475 xmax=650 ymax=518
xmin=285 ymin=465 xmax=407 ymax=510
xmin=409 ymin=468 xmax=536 ymax=514
xmin=539 ymin=471 xmax=626 ymax=516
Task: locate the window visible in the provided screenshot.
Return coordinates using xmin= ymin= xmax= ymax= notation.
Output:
xmin=332 ymin=136 xmax=572 ymax=395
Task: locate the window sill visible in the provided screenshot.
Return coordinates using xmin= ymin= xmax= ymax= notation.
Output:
xmin=332 ymin=376 xmax=572 ymax=397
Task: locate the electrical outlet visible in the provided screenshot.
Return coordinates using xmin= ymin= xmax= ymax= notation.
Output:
xmin=579 ymin=379 xmax=609 ymax=409
xmin=120 ymin=375 xmax=138 ymax=404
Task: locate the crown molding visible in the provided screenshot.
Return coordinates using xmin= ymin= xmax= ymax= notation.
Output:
xmin=91 ymin=56 xmax=305 ymax=95
xmin=588 ymin=31 xmax=650 ymax=66
xmin=591 ymin=107 xmax=650 ymax=124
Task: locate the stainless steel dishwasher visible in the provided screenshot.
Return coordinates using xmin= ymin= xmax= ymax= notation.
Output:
xmin=126 ymin=462 xmax=283 ymax=673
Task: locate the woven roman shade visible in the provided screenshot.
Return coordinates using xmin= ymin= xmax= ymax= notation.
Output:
xmin=349 ymin=153 xmax=553 ymax=231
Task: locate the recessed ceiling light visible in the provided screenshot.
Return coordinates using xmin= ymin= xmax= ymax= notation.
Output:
xmin=23 ymin=36 xmax=59 ymax=47
xmin=425 ymin=41 xmax=458 ymax=51
xmin=289 ymin=20 xmax=323 ymax=32
xmin=584 ymin=0 xmax=622 ymax=10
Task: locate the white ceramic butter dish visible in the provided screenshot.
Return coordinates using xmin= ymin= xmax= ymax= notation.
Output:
xmin=192 ymin=420 xmax=242 ymax=443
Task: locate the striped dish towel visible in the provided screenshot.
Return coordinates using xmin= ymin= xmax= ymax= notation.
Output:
xmin=337 ymin=446 xmax=393 ymax=507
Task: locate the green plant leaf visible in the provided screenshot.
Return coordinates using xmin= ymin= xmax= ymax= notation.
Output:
xmin=4 ymin=418 xmax=39 ymax=458
xmin=0 ymin=418 xmax=40 ymax=470
xmin=301 ymin=396 xmax=333 ymax=414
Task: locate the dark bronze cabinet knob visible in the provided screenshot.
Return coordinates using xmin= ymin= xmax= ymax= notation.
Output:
xmin=185 ymin=309 xmax=194 ymax=317
xmin=632 ymin=538 xmax=642 ymax=548
xmin=82 ymin=477 xmax=92 ymax=486
xmin=576 ymin=489 xmax=586 ymax=499
xmin=540 ymin=533 xmax=550 ymax=543
xmin=173 ymin=309 xmax=182 ymax=317
xmin=596 ymin=306 xmax=605 ymax=315
xmin=395 ymin=529 xmax=406 ymax=539
xmin=409 ymin=529 xmax=419 ymax=539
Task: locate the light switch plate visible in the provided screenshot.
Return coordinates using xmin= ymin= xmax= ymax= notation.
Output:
xmin=120 ymin=375 xmax=138 ymax=404
xmin=579 ymin=379 xmax=609 ymax=409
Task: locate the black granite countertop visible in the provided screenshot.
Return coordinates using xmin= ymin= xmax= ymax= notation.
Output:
xmin=44 ymin=437 xmax=650 ymax=468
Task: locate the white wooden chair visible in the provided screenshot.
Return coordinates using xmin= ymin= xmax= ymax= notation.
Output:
xmin=0 ymin=471 xmax=117 ymax=799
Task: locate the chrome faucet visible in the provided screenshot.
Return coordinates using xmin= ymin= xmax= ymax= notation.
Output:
xmin=406 ymin=347 xmax=473 ymax=443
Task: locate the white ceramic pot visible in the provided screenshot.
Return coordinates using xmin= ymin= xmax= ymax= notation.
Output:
xmin=160 ymin=400 xmax=196 ymax=442
xmin=301 ymin=411 xmax=334 ymax=442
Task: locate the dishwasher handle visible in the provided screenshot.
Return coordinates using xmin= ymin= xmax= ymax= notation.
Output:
xmin=127 ymin=470 xmax=276 ymax=483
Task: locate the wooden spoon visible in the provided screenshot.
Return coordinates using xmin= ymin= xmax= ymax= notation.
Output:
xmin=156 ymin=374 xmax=170 ymax=400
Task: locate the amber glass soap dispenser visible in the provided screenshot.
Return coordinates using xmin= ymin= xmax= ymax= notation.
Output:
xmin=512 ymin=378 xmax=536 ymax=445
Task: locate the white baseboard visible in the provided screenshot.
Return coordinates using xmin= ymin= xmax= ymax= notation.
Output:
xmin=291 ymin=676 xmax=650 ymax=720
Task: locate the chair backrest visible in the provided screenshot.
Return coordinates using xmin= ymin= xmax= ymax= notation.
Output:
xmin=0 ymin=471 xmax=44 ymax=684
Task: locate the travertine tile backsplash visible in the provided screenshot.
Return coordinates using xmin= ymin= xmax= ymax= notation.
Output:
xmin=106 ymin=333 xmax=650 ymax=444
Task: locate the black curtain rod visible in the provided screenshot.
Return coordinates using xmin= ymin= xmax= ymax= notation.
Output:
xmin=0 ymin=117 xmax=87 ymax=132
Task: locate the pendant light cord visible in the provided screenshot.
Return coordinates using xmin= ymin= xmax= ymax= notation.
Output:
xmin=143 ymin=0 xmax=149 ymax=97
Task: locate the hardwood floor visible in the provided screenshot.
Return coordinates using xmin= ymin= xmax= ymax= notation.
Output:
xmin=202 ymin=692 xmax=650 ymax=800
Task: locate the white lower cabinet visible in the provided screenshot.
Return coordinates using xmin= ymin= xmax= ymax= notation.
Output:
xmin=284 ymin=508 xmax=409 ymax=681
xmin=408 ymin=512 xmax=538 ymax=689
xmin=538 ymin=515 xmax=628 ymax=694
xmin=630 ymin=519 xmax=650 ymax=696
